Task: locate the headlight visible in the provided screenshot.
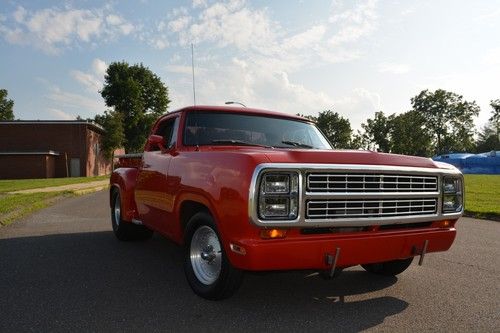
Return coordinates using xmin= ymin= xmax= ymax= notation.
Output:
xmin=442 ymin=176 xmax=463 ymax=213
xmin=258 ymin=172 xmax=299 ymax=220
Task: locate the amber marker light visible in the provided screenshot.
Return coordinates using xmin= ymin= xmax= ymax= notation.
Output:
xmin=433 ymin=220 xmax=454 ymax=228
xmin=260 ymin=229 xmax=287 ymax=239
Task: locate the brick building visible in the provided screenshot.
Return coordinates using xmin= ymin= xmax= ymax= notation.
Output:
xmin=0 ymin=120 xmax=115 ymax=179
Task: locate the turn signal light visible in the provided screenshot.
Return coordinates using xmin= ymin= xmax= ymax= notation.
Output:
xmin=433 ymin=220 xmax=453 ymax=228
xmin=260 ymin=229 xmax=287 ymax=239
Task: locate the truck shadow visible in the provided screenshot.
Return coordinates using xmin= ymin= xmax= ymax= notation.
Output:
xmin=0 ymin=231 xmax=407 ymax=332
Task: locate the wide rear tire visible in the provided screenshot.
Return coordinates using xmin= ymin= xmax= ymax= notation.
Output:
xmin=361 ymin=257 xmax=414 ymax=276
xmin=184 ymin=212 xmax=243 ymax=300
xmin=111 ymin=189 xmax=153 ymax=241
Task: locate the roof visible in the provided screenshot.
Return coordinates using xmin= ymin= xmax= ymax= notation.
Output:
xmin=0 ymin=120 xmax=105 ymax=133
xmin=0 ymin=150 xmax=60 ymax=156
xmin=169 ymin=105 xmax=311 ymax=122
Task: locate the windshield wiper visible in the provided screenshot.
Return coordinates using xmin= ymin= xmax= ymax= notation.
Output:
xmin=280 ymin=140 xmax=313 ymax=149
xmin=211 ymin=139 xmax=273 ymax=148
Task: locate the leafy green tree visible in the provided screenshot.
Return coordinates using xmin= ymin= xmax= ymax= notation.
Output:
xmin=101 ymin=62 xmax=170 ymax=152
xmin=475 ymin=123 xmax=499 ymax=153
xmin=490 ymin=99 xmax=500 ymax=141
xmin=391 ymin=111 xmax=433 ymax=156
xmin=315 ymin=110 xmax=353 ymax=148
xmin=360 ymin=111 xmax=394 ymax=152
xmin=411 ymin=89 xmax=479 ymax=155
xmin=94 ymin=110 xmax=125 ymax=158
xmin=0 ymin=89 xmax=14 ymax=121
xmin=298 ymin=111 xmax=353 ymax=148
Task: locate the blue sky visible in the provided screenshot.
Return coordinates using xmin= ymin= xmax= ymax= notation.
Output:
xmin=1 ymin=0 xmax=499 ymax=130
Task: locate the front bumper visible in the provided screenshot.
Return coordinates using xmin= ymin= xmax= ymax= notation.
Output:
xmin=227 ymin=227 xmax=456 ymax=271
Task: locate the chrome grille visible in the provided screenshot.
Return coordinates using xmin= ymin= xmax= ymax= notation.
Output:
xmin=307 ymin=173 xmax=438 ymax=192
xmin=306 ymin=198 xmax=437 ymax=219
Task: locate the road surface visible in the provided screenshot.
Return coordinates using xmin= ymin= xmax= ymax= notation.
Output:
xmin=0 ymin=191 xmax=498 ymax=332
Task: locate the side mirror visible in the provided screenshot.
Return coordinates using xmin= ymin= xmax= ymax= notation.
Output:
xmin=148 ymin=134 xmax=166 ymax=149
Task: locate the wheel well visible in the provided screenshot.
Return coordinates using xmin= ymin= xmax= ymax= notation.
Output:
xmin=180 ymin=200 xmax=211 ymax=232
xmin=109 ymin=185 xmax=119 ymax=207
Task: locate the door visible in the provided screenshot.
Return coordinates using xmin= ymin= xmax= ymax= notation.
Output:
xmin=135 ymin=116 xmax=179 ymax=235
xmin=70 ymin=158 xmax=80 ymax=177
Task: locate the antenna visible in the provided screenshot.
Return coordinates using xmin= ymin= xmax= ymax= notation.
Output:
xmin=191 ymin=43 xmax=196 ymax=106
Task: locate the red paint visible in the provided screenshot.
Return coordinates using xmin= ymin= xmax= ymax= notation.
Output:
xmin=110 ymin=106 xmax=460 ymax=271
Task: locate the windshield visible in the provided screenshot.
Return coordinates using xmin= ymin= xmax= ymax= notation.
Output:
xmin=184 ymin=112 xmax=332 ymax=149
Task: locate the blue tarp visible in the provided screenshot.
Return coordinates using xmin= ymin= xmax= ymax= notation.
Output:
xmin=433 ymin=151 xmax=500 ymax=174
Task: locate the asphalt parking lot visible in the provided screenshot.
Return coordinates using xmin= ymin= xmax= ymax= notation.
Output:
xmin=0 ymin=191 xmax=498 ymax=332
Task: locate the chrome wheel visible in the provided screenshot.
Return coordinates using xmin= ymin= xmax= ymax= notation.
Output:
xmin=190 ymin=225 xmax=222 ymax=285
xmin=113 ymin=194 xmax=121 ymax=227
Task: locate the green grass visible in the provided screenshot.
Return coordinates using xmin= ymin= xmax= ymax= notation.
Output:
xmin=464 ymin=174 xmax=500 ymax=221
xmin=0 ymin=175 xmax=109 ymax=226
xmin=0 ymin=175 xmax=108 ymax=193
xmin=0 ymin=191 xmax=75 ymax=226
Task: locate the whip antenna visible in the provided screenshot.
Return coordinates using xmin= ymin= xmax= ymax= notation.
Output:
xmin=191 ymin=43 xmax=196 ymax=105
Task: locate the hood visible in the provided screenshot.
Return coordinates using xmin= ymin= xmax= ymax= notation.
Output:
xmin=263 ymin=149 xmax=440 ymax=169
xmin=202 ymin=146 xmax=444 ymax=169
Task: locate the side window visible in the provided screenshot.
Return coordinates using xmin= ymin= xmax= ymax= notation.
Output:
xmin=150 ymin=117 xmax=178 ymax=151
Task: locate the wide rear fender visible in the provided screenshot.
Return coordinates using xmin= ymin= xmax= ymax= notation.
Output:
xmin=110 ymin=167 xmax=139 ymax=222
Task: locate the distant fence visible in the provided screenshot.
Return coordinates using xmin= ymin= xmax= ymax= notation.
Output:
xmin=433 ymin=151 xmax=500 ymax=174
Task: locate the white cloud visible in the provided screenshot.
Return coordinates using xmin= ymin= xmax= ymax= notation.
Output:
xmin=165 ymin=65 xmax=196 ymax=75
xmin=0 ymin=5 xmax=136 ymax=54
xmin=483 ymin=47 xmax=500 ymax=66
xmin=150 ymin=36 xmax=169 ymax=49
xmin=192 ymin=0 xmax=208 ymax=9
xmin=378 ymin=62 xmax=411 ymax=74
xmin=70 ymin=58 xmax=108 ymax=93
xmin=163 ymin=0 xmax=381 ymax=124
xmin=48 ymin=85 xmax=104 ymax=111
xmin=45 ymin=58 xmax=109 ymax=119
xmin=168 ymin=15 xmax=191 ymax=32
xmin=334 ymin=88 xmax=382 ymax=129
xmin=13 ymin=6 xmax=26 ymax=23
xmin=328 ymin=0 xmax=378 ymax=46
xmin=48 ymin=108 xmax=75 ymax=120
xmin=177 ymin=0 xmax=277 ymax=53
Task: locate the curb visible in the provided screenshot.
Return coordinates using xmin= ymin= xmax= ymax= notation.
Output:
xmin=72 ymin=185 xmax=109 ymax=196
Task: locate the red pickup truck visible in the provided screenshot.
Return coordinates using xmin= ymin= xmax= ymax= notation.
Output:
xmin=110 ymin=105 xmax=463 ymax=300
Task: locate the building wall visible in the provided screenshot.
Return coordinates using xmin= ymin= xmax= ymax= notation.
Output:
xmin=0 ymin=122 xmax=112 ymax=179
xmin=86 ymin=129 xmax=113 ymax=176
xmin=0 ymin=154 xmax=56 ymax=179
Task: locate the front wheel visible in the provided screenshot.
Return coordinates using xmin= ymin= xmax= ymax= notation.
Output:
xmin=361 ymin=257 xmax=414 ymax=276
xmin=184 ymin=212 xmax=243 ymax=300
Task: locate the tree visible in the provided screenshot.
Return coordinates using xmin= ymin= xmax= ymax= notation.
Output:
xmin=411 ymin=89 xmax=479 ymax=155
xmin=0 ymin=89 xmax=14 ymax=121
xmin=94 ymin=110 xmax=125 ymax=158
xmin=314 ymin=110 xmax=353 ymax=148
xmin=391 ymin=111 xmax=433 ymax=156
xmin=475 ymin=123 xmax=499 ymax=153
xmin=360 ymin=111 xmax=393 ymax=152
xmin=101 ymin=62 xmax=170 ymax=152
xmin=490 ymin=99 xmax=500 ymax=141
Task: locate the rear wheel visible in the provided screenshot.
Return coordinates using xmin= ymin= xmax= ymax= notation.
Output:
xmin=111 ymin=189 xmax=153 ymax=241
xmin=361 ymin=257 xmax=414 ymax=276
xmin=184 ymin=212 xmax=243 ymax=300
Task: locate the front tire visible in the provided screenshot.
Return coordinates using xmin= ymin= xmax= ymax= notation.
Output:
xmin=111 ymin=189 xmax=153 ymax=241
xmin=361 ymin=257 xmax=414 ymax=276
xmin=184 ymin=212 xmax=243 ymax=300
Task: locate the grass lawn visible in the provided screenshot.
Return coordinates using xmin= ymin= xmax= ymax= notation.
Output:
xmin=0 ymin=191 xmax=75 ymax=226
xmin=0 ymin=175 xmax=108 ymax=193
xmin=464 ymin=174 xmax=500 ymax=220
xmin=0 ymin=175 xmax=109 ymax=226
